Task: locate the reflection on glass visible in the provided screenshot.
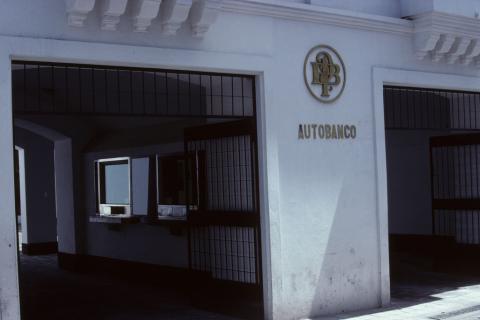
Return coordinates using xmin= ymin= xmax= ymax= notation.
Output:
xmin=101 ymin=161 xmax=129 ymax=205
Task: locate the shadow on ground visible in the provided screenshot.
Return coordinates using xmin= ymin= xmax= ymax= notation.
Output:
xmin=19 ymin=254 xmax=243 ymax=320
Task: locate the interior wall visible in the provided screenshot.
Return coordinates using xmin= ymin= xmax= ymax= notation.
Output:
xmin=13 ymin=127 xmax=57 ymax=245
xmin=386 ymin=129 xmax=454 ymax=235
xmin=82 ymin=123 xmax=196 ymax=268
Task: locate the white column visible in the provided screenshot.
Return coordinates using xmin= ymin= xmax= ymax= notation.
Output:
xmin=0 ymin=56 xmax=21 ymax=320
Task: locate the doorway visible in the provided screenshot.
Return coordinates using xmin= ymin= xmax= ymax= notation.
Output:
xmin=384 ymin=86 xmax=480 ymax=306
xmin=11 ymin=61 xmax=264 ymax=319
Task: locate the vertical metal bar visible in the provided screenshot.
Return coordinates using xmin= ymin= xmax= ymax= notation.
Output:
xmin=37 ymin=65 xmax=41 ymax=112
xmin=209 ymin=75 xmax=213 ymax=116
xmin=430 ymin=142 xmax=436 ymax=235
xmin=399 ymin=88 xmax=405 ymax=128
xmin=220 ymin=75 xmax=224 ymax=117
xmin=476 ymin=144 xmax=480 ymax=199
xmin=405 ymin=89 xmax=411 ymax=128
xmin=473 ymin=94 xmax=477 ymax=130
xmin=130 ymin=70 xmax=134 ymax=114
xmin=412 ymin=89 xmax=418 ymax=129
xmin=211 ymin=224 xmax=216 ymax=278
xmin=469 ymin=93 xmax=473 ymax=130
xmin=153 ymin=72 xmax=158 ymax=115
xmin=165 ymin=73 xmax=169 ymax=115
xmin=104 ymin=69 xmax=108 ymax=113
xmin=177 ymin=73 xmax=180 ymax=115
xmin=91 ymin=67 xmax=95 ymax=113
xmin=476 ymin=93 xmax=480 ymax=130
xmin=184 ymin=137 xmax=193 ymax=272
xmin=142 ymin=71 xmax=146 ymax=115
xmin=463 ymin=146 xmax=468 ymax=200
xmin=221 ymin=139 xmax=227 ymax=210
xmin=65 ymin=66 xmax=69 ymax=113
xmin=233 ymin=138 xmax=237 ymax=211
xmin=442 ymin=147 xmax=446 ymax=202
xmin=23 ymin=64 xmax=26 ymax=111
xmin=243 ymin=135 xmax=249 ymax=212
xmin=432 ymin=89 xmax=437 ymax=129
xmin=228 ymin=227 xmax=233 ymax=281
xmin=391 ymin=88 xmax=398 ymax=128
xmin=457 ymin=92 xmax=462 ymax=129
xmin=78 ymin=67 xmax=82 ymax=113
xmin=116 ymin=68 xmax=121 ymax=113
xmin=471 ymin=210 xmax=474 ymax=244
xmin=51 ymin=66 xmax=55 ymax=113
xmin=231 ymin=75 xmax=234 ymax=116
xmin=424 ymin=89 xmax=430 ymax=129
xmin=188 ymin=73 xmax=192 ymax=116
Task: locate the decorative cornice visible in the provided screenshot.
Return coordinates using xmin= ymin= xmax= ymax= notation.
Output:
xmin=219 ymin=0 xmax=413 ymax=35
xmin=131 ymin=0 xmax=163 ymax=32
xmin=159 ymin=0 xmax=192 ymax=36
xmin=412 ymin=12 xmax=480 ymax=66
xmin=65 ymin=0 xmax=96 ymax=27
xmin=65 ymin=0 xmax=220 ymax=37
xmin=189 ymin=0 xmax=222 ymax=38
xmin=101 ymin=0 xmax=128 ymax=31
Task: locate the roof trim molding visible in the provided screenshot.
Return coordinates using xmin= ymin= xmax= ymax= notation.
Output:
xmin=219 ymin=0 xmax=413 ymax=35
xmin=412 ymin=12 xmax=480 ymax=66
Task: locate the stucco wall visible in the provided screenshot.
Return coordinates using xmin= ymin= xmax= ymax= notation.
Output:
xmin=1 ymin=1 xmax=480 ymax=320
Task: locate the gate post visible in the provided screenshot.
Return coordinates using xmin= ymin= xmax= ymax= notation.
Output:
xmin=0 ymin=56 xmax=21 ymax=320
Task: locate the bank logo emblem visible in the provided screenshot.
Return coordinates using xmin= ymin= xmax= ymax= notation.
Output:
xmin=304 ymin=45 xmax=346 ymax=103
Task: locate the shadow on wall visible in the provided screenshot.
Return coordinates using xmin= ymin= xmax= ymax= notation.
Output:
xmin=308 ymin=173 xmax=380 ymax=318
xmin=14 ymin=119 xmax=77 ymax=255
xmin=14 ymin=127 xmax=57 ymax=250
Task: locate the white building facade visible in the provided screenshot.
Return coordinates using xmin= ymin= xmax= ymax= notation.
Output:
xmin=2 ymin=1 xmax=480 ymax=320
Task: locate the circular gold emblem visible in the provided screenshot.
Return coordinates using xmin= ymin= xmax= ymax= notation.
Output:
xmin=304 ymin=45 xmax=346 ymax=103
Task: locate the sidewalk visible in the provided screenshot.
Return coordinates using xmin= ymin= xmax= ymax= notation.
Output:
xmin=316 ymin=272 xmax=480 ymax=320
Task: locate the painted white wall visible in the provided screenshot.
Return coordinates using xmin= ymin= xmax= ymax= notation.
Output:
xmin=0 ymin=58 xmax=21 ymax=320
xmin=309 ymin=0 xmax=401 ymax=17
xmin=401 ymin=0 xmax=480 ymax=18
xmin=14 ymin=127 xmax=57 ymax=245
xmin=1 ymin=1 xmax=480 ymax=320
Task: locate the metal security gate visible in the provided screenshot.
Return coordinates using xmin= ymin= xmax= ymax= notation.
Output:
xmin=431 ymin=134 xmax=480 ymax=244
xmin=184 ymin=119 xmax=262 ymax=318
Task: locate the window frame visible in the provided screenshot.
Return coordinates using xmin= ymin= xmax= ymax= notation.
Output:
xmin=155 ymin=153 xmax=200 ymax=219
xmin=95 ymin=157 xmax=132 ymax=217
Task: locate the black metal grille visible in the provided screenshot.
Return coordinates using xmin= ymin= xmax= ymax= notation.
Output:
xmin=185 ymin=120 xmax=261 ymax=286
xmin=431 ymin=134 xmax=480 ymax=244
xmin=384 ymin=86 xmax=480 ymax=130
xmin=190 ymin=225 xmax=259 ymax=284
xmin=189 ymin=136 xmax=254 ymax=212
xmin=12 ymin=62 xmax=255 ymax=118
